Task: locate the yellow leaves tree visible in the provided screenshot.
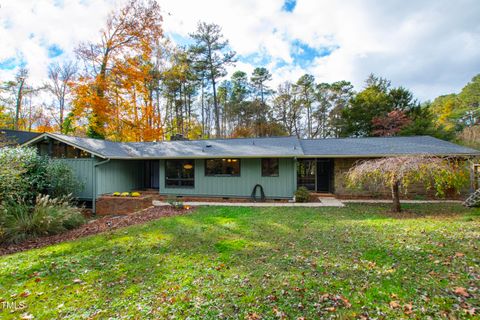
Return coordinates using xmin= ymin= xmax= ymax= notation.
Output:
xmin=346 ymin=156 xmax=468 ymax=212
xmin=71 ymin=0 xmax=163 ymax=140
xmin=109 ymin=56 xmax=164 ymax=141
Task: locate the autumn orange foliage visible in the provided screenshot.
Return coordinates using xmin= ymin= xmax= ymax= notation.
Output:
xmin=71 ymin=0 xmax=164 ymax=141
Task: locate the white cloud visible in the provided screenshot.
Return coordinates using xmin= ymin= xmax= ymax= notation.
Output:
xmin=0 ymin=0 xmax=479 ymax=101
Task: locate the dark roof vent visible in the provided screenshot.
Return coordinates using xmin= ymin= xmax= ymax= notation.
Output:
xmin=202 ymin=144 xmax=212 ymax=152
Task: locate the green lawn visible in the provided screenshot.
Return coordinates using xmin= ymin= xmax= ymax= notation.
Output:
xmin=1 ymin=204 xmax=479 ymax=319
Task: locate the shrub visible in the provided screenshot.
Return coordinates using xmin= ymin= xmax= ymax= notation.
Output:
xmin=0 ymin=147 xmax=83 ymax=205
xmin=121 ymin=192 xmax=130 ymax=197
xmin=113 ymin=192 xmax=121 ymax=196
xmin=131 ymin=192 xmax=141 ymax=197
xmin=0 ymin=147 xmax=43 ymax=204
xmin=166 ymin=196 xmax=184 ymax=209
xmin=294 ymin=187 xmax=310 ymax=203
xmin=46 ymin=161 xmax=84 ymax=198
xmin=0 ymin=195 xmax=85 ymax=244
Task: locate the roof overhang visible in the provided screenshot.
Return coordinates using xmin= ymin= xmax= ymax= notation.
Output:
xmin=21 ymin=133 xmax=107 ymax=159
xmin=19 ymin=133 xmax=480 ymax=160
xmin=298 ymin=153 xmax=480 ymax=158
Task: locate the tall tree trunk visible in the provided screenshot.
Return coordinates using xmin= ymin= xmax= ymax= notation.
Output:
xmin=14 ymin=79 xmax=25 ymax=130
xmin=211 ymin=77 xmax=220 ymax=137
xmin=201 ymin=81 xmax=205 ymax=137
xmin=391 ymin=180 xmax=401 ymax=212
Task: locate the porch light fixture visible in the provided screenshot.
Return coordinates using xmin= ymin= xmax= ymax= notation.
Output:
xmin=183 ymin=164 xmax=193 ymax=170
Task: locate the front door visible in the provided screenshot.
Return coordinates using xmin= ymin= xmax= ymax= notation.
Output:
xmin=316 ymin=159 xmax=333 ymax=193
xmin=144 ymin=160 xmax=159 ymax=189
xmin=297 ymin=159 xmax=333 ymax=193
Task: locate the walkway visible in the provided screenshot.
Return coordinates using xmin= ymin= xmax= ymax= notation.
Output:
xmin=152 ymin=198 xmax=465 ymax=208
xmin=153 ymin=197 xmax=345 ymax=207
xmin=341 ymin=199 xmax=462 ymax=204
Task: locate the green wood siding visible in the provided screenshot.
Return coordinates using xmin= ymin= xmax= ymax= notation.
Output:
xmin=159 ymin=158 xmax=295 ymax=198
xmin=56 ymin=158 xmax=95 ymax=200
xmin=96 ymin=160 xmax=144 ymax=196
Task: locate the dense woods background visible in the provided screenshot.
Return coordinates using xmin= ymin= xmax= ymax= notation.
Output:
xmin=0 ymin=0 xmax=479 ymax=149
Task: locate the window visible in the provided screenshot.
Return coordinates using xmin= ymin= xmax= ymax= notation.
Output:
xmin=205 ymin=159 xmax=240 ymax=176
xmin=262 ymin=158 xmax=279 ymax=177
xmin=165 ymin=160 xmax=195 ymax=188
xmin=37 ymin=141 xmax=90 ymax=158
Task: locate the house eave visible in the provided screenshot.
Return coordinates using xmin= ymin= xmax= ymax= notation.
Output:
xmin=298 ymin=153 xmax=480 ymax=158
xmin=21 ymin=133 xmax=108 ymax=159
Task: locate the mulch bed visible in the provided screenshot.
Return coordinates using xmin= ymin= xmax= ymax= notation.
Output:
xmin=0 ymin=206 xmax=190 ymax=256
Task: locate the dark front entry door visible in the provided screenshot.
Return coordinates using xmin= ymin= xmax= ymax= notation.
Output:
xmin=316 ymin=159 xmax=333 ymax=193
xmin=144 ymin=160 xmax=159 ymax=189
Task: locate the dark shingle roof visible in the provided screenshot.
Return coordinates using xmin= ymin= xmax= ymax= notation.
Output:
xmin=43 ymin=134 xmax=303 ymax=158
xmin=300 ymin=136 xmax=480 ymax=157
xmin=128 ymin=136 xmax=303 ymax=158
xmin=44 ymin=133 xmax=140 ymax=158
xmin=1 ymin=129 xmax=41 ymax=146
xmin=22 ymin=133 xmax=480 ymax=159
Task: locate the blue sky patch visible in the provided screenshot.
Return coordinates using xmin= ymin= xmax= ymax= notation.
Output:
xmin=168 ymin=33 xmax=194 ymax=48
xmin=3 ymin=18 xmax=13 ymax=29
xmin=47 ymin=44 xmax=64 ymax=58
xmin=282 ymin=0 xmax=297 ymax=12
xmin=237 ymin=52 xmax=272 ymax=67
xmin=290 ymin=39 xmax=338 ymax=67
xmin=53 ymin=0 xmax=64 ymax=8
xmin=282 ymin=0 xmax=296 ymax=13
xmin=0 ymin=57 xmax=18 ymax=70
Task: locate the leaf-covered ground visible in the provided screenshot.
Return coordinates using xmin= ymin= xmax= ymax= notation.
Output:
xmin=0 ymin=204 xmax=479 ymax=319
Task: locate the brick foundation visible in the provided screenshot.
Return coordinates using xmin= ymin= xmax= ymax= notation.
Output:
xmin=95 ymin=195 xmax=154 ymax=215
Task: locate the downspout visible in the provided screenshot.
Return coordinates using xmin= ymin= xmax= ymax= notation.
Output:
xmin=92 ymin=157 xmax=111 ymax=214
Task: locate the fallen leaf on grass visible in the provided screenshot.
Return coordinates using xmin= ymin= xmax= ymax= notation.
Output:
xmin=19 ymin=291 xmax=30 ymax=298
xmin=340 ymin=296 xmax=351 ymax=308
xmin=454 ymin=252 xmax=465 ymax=258
xmin=403 ymin=303 xmax=413 ymax=315
xmin=389 ymin=301 xmax=401 ymax=309
xmin=272 ymin=307 xmax=286 ymax=319
xmin=215 ymin=263 xmax=226 ymax=271
xmin=246 ymin=312 xmax=262 ymax=320
xmin=73 ymin=278 xmax=82 ymax=284
xmin=454 ymin=287 xmax=469 ymax=297
xmin=20 ymin=313 xmax=34 ymax=320
xmin=465 ymin=308 xmax=476 ymax=316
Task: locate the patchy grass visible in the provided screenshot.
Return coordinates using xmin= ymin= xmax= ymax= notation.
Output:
xmin=0 ymin=204 xmax=479 ymax=319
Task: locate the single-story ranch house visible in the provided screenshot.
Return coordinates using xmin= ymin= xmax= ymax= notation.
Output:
xmin=23 ymin=133 xmax=480 ymax=211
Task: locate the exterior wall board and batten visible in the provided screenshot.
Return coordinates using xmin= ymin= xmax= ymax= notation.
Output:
xmin=159 ymin=158 xmax=296 ymax=198
xmin=50 ymin=159 xmax=145 ymax=199
xmin=57 ymin=158 xmax=96 ymax=199
xmin=95 ymin=160 xmax=144 ymax=196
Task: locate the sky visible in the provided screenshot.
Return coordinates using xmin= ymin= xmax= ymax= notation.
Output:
xmin=0 ymin=0 xmax=479 ymax=101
